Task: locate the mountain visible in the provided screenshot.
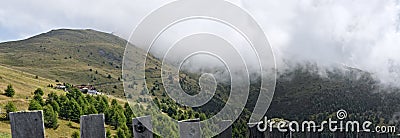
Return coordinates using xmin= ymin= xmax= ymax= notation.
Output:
xmin=0 ymin=29 xmax=127 ymax=97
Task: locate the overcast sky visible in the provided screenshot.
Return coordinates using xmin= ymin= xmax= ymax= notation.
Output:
xmin=1 ymin=0 xmax=400 ymax=85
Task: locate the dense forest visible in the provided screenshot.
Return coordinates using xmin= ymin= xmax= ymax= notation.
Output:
xmin=144 ymin=63 xmax=400 ymax=137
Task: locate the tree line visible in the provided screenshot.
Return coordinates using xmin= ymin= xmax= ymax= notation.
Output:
xmin=3 ymin=85 xmax=134 ymax=138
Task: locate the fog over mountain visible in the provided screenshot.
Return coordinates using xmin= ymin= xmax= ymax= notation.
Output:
xmin=1 ymin=0 xmax=400 ymax=85
xmin=239 ymin=0 xmax=400 ymax=86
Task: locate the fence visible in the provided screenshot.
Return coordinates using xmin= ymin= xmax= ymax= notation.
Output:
xmin=10 ymin=110 xmax=394 ymax=138
xmin=8 ymin=110 xmax=232 ymax=138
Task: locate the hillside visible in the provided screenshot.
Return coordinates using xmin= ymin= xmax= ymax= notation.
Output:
xmin=0 ymin=64 xmax=74 ymax=137
xmin=0 ymin=29 xmax=126 ymax=97
xmin=0 ymin=65 xmax=66 ymax=109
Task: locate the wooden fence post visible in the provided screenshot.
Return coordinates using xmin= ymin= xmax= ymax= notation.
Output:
xmin=179 ymin=118 xmax=201 ymax=138
xmin=215 ymin=120 xmax=232 ymax=138
xmin=248 ymin=123 xmax=265 ymax=138
xmin=10 ymin=110 xmax=45 ymax=138
xmin=133 ymin=115 xmax=153 ymax=138
xmin=80 ymin=114 xmax=106 ymax=138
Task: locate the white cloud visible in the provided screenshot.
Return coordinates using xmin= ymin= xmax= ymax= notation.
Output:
xmin=1 ymin=0 xmax=400 ymax=85
xmin=239 ymin=0 xmax=400 ymax=85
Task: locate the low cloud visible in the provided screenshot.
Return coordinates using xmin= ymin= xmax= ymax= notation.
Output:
xmin=1 ymin=0 xmax=400 ymax=85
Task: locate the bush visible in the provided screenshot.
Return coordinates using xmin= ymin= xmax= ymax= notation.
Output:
xmin=71 ymin=131 xmax=79 ymax=138
xmin=43 ymin=105 xmax=58 ymax=128
xmin=34 ymin=88 xmax=44 ymax=96
xmin=67 ymin=121 xmax=73 ymax=128
xmin=33 ymin=94 xmax=44 ymax=105
xmin=116 ymin=128 xmax=126 ymax=138
xmin=4 ymin=102 xmax=16 ymax=119
xmin=4 ymin=84 xmax=15 ymax=97
xmin=28 ymin=100 xmax=42 ymax=110
xmin=106 ymin=128 xmax=112 ymax=138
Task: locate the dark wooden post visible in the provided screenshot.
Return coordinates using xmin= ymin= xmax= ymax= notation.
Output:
xmin=179 ymin=118 xmax=201 ymax=138
xmin=10 ymin=110 xmax=45 ymax=138
xmin=80 ymin=114 xmax=106 ymax=138
xmin=133 ymin=115 xmax=153 ymax=138
xmin=248 ymin=123 xmax=265 ymax=138
xmin=215 ymin=120 xmax=232 ymax=138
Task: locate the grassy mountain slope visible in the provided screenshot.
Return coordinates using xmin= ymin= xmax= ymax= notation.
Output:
xmin=0 ymin=29 xmax=126 ymax=97
xmin=0 ymin=65 xmax=65 ymax=109
xmin=0 ymin=64 xmax=70 ymax=137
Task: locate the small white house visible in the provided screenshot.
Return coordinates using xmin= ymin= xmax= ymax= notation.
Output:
xmin=55 ymin=84 xmax=67 ymax=91
xmin=88 ymin=89 xmax=102 ymax=95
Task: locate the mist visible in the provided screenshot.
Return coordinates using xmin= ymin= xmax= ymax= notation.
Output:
xmin=1 ymin=0 xmax=400 ymax=86
xmin=238 ymin=0 xmax=400 ymax=86
xmin=142 ymin=0 xmax=400 ymax=87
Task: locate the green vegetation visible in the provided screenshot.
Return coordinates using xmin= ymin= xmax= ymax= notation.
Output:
xmin=0 ymin=29 xmax=126 ymax=97
xmin=25 ymin=86 xmax=133 ymax=137
xmin=28 ymin=100 xmax=42 ymax=110
xmin=4 ymin=85 xmax=15 ymax=97
xmin=71 ymin=131 xmax=79 ymax=138
xmin=33 ymin=88 xmax=44 ymax=96
xmin=4 ymin=102 xmax=16 ymax=120
xmin=43 ymin=105 xmax=58 ymax=128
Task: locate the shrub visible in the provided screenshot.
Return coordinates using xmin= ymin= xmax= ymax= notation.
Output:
xmin=28 ymin=100 xmax=42 ymax=110
xmin=43 ymin=105 xmax=58 ymax=128
xmin=34 ymin=88 xmax=44 ymax=96
xmin=4 ymin=102 xmax=16 ymax=119
xmin=4 ymin=84 xmax=15 ymax=97
xmin=71 ymin=131 xmax=79 ymax=138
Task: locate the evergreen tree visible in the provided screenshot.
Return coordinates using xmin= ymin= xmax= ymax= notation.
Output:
xmin=4 ymin=102 xmax=16 ymax=119
xmin=59 ymin=98 xmax=82 ymax=122
xmin=68 ymin=99 xmax=82 ymax=122
xmin=96 ymin=98 xmax=107 ymax=113
xmin=111 ymin=110 xmax=126 ymax=129
xmin=124 ymin=102 xmax=134 ymax=129
xmin=50 ymin=101 xmax=60 ymax=113
xmin=87 ymin=104 xmax=98 ymax=114
xmin=81 ymin=104 xmax=88 ymax=115
xmin=124 ymin=103 xmax=134 ymax=118
xmin=120 ymin=124 xmax=131 ymax=138
xmin=34 ymin=88 xmax=44 ymax=96
xmin=111 ymin=99 xmax=118 ymax=107
xmin=33 ymin=94 xmax=44 ymax=105
xmin=46 ymin=92 xmax=58 ymax=105
xmin=59 ymin=98 xmax=70 ymax=119
xmin=43 ymin=105 xmax=58 ymax=128
xmin=106 ymin=128 xmax=112 ymax=138
xmin=4 ymin=84 xmax=15 ymax=97
xmin=66 ymin=88 xmax=83 ymax=100
xmin=85 ymin=94 xmax=96 ymax=103
xmin=116 ymin=127 xmax=126 ymax=138
xmin=28 ymin=100 xmax=43 ymax=110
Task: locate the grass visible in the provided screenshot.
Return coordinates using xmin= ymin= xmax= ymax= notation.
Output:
xmin=0 ymin=118 xmax=116 ymax=138
xmin=0 ymin=29 xmax=126 ymax=97
xmin=0 ymin=29 xmax=198 ymax=137
xmin=0 ymin=64 xmax=122 ymax=137
xmin=0 ymin=65 xmax=66 ymax=109
xmin=0 ymin=65 xmax=67 ymax=137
